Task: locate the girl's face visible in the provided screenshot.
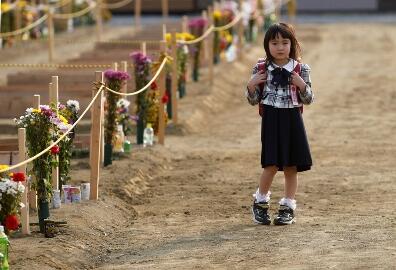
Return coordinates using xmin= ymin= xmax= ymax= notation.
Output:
xmin=269 ymin=34 xmax=291 ymax=62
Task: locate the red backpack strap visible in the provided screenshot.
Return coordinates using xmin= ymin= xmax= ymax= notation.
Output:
xmin=293 ymin=62 xmax=303 ymax=113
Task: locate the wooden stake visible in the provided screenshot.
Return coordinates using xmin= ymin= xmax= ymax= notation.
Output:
xmin=135 ymin=0 xmax=141 ymax=29
xmin=157 ymin=41 xmax=167 ymax=145
xmin=96 ymin=0 xmax=103 ymax=41
xmin=181 ymin=16 xmax=188 ymax=33
xmin=90 ymin=72 xmax=104 ymax=200
xmin=162 ymin=24 xmax=167 ymax=42
xmin=18 ymin=128 xmax=30 ymax=235
xmin=237 ymin=0 xmax=244 ymax=61
xmin=207 ymin=6 xmax=214 ymax=86
xmin=140 ymin=42 xmax=147 ymax=55
xmin=161 ymin=0 xmax=168 ymax=23
xmin=171 ymin=31 xmax=178 ymax=124
xmin=47 ymin=9 xmax=55 ymax=63
xmin=112 ymin=62 xmax=118 ymax=71
xmin=201 ymin=10 xmax=208 ymax=63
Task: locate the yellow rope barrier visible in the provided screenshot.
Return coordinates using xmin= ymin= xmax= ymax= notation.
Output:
xmin=104 ymin=57 xmax=167 ymax=96
xmin=0 ymin=63 xmax=113 ymax=69
xmin=0 ymin=85 xmax=105 ymax=174
xmin=101 ymin=39 xmax=163 ymax=45
xmin=177 ymin=25 xmax=214 ymax=45
xmin=212 ymin=12 xmax=243 ymax=32
xmin=53 ymin=2 xmax=97 ymax=20
xmin=0 ymin=14 xmax=48 ymax=38
xmin=100 ymin=0 xmax=134 ymax=9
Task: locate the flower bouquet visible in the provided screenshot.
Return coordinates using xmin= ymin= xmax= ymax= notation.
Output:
xmin=0 ymin=167 xmax=26 ymax=234
xmin=130 ymin=51 xmax=152 ymax=144
xmin=15 ymin=105 xmax=72 ymax=232
xmin=188 ymin=18 xmax=207 ymax=81
xmin=103 ymin=70 xmax=130 ymax=166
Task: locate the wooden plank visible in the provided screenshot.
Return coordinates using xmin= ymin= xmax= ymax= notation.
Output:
xmin=90 ymin=72 xmax=104 ymax=200
xmin=18 ymin=128 xmax=30 ymax=235
xmin=171 ymin=31 xmax=178 ymax=124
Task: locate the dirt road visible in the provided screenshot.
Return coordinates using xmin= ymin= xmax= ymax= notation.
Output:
xmin=11 ymin=23 xmax=396 ymax=269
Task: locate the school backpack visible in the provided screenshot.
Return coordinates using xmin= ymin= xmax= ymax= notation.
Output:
xmin=256 ymin=59 xmax=303 ymax=117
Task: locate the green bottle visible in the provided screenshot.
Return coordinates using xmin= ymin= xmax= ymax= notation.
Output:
xmin=0 ymin=226 xmax=9 ymax=270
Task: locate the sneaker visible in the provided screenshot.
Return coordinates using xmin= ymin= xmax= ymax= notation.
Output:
xmin=252 ymin=201 xmax=271 ymax=225
xmin=273 ymin=205 xmax=295 ymax=225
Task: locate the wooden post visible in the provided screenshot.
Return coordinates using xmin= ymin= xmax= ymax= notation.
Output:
xmin=18 ymin=128 xmax=30 ymax=235
xmin=96 ymin=0 xmax=103 ymax=41
xmin=287 ymin=0 xmax=297 ymax=25
xmin=112 ymin=62 xmax=118 ymax=71
xmin=162 ymin=24 xmax=167 ymax=42
xmin=50 ymin=77 xmax=59 ymax=191
xmin=161 ymin=0 xmax=168 ymax=23
xmin=275 ymin=0 xmax=281 ymax=21
xmin=237 ymin=0 xmax=244 ymax=61
xmin=157 ymin=41 xmax=167 ymax=145
xmin=171 ymin=31 xmax=178 ymax=124
xmin=47 ymin=9 xmax=55 ymax=63
xmin=181 ymin=16 xmax=188 ymax=33
xmin=13 ymin=6 xmax=22 ymax=41
xmin=140 ymin=42 xmax=147 ymax=55
xmin=207 ymin=6 xmax=214 ymax=86
xmin=121 ymin=61 xmax=128 ymax=93
xmin=134 ymin=0 xmax=141 ymax=29
xmin=90 ymin=72 xmax=104 ymax=200
xmin=201 ymin=10 xmax=208 ymax=63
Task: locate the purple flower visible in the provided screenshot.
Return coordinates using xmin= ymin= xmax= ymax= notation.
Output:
xmin=188 ymin=18 xmax=208 ymax=29
xmin=130 ymin=51 xmax=152 ymax=65
xmin=104 ymin=70 xmax=131 ymax=81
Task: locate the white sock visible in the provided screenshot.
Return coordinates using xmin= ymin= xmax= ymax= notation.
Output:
xmin=279 ymin=197 xmax=297 ymax=210
xmin=253 ymin=188 xmax=271 ymax=203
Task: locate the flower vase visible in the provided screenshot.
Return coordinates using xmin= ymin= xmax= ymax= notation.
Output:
xmin=166 ymin=78 xmax=172 ymax=119
xmin=178 ymin=81 xmax=186 ymax=99
xmin=104 ymin=143 xmax=113 ymax=167
xmin=38 ymin=201 xmax=50 ymax=233
xmin=136 ymin=118 xmax=144 ymax=145
xmin=192 ymin=69 xmax=199 ymax=82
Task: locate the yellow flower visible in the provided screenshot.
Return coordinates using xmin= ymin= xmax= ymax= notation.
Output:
xmin=180 ymin=32 xmax=195 ymax=41
xmin=213 ymin=10 xmax=222 ymax=20
xmin=17 ymin=1 xmax=27 ymax=8
xmin=1 ymin=3 xmax=11 ymax=13
xmin=225 ymin=33 xmax=233 ymax=43
xmin=59 ymin=115 xmax=68 ymax=124
xmin=165 ymin=33 xmax=171 ymax=43
xmin=0 ymin=164 xmax=9 ymax=171
xmin=32 ymin=109 xmax=41 ymax=113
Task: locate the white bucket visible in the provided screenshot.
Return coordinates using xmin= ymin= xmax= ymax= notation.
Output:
xmin=81 ymin=183 xmax=90 ymax=201
xmin=62 ymin=185 xmax=72 ymax=204
xmin=52 ymin=190 xmax=61 ymax=209
xmin=71 ymin=186 xmax=81 ymax=203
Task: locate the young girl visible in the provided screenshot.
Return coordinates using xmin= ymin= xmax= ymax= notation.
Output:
xmin=245 ymin=23 xmax=314 ymax=225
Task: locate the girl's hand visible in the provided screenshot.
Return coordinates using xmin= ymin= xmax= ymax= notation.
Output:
xmin=291 ymin=71 xmax=307 ymax=90
xmin=247 ymin=70 xmax=267 ymax=93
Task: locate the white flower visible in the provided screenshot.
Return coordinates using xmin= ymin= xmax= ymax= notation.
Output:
xmin=66 ymin=100 xmax=80 ymax=112
xmin=57 ymin=122 xmax=72 ymax=133
xmin=17 ymin=183 xmax=25 ymax=193
xmin=26 ymin=108 xmax=34 ymax=114
xmin=20 ymin=202 xmax=25 ymax=208
xmin=117 ymin=98 xmax=130 ymax=108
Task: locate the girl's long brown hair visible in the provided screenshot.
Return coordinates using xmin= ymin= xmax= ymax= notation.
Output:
xmin=263 ymin=23 xmax=302 ymax=63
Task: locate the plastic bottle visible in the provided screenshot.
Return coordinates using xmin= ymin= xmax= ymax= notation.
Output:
xmin=114 ymin=125 xmax=125 ymax=152
xmin=0 ymin=225 xmax=9 ymax=270
xmin=143 ymin=123 xmax=154 ymax=147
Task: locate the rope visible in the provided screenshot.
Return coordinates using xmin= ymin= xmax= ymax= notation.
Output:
xmin=0 ymin=14 xmax=48 ymax=38
xmin=51 ymin=0 xmax=73 ymax=9
xmin=53 ymin=2 xmax=97 ymax=20
xmin=101 ymin=39 xmax=163 ymax=45
xmin=213 ymin=12 xmax=243 ymax=32
xmin=100 ymin=0 xmax=133 ymax=9
xmin=177 ymin=25 xmax=214 ymax=45
xmin=0 ymin=63 xmax=113 ymax=69
xmin=104 ymin=57 xmax=167 ymax=97
xmin=0 ymin=85 xmax=105 ymax=173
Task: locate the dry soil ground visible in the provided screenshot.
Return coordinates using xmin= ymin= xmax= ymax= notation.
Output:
xmin=6 ymin=22 xmax=396 ymax=269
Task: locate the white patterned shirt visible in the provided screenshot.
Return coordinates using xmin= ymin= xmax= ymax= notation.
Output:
xmin=245 ymin=59 xmax=314 ymax=108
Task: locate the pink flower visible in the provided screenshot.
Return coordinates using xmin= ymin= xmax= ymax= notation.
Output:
xmin=104 ymin=70 xmax=130 ymax=81
xmin=50 ymin=145 xmax=60 ymax=155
